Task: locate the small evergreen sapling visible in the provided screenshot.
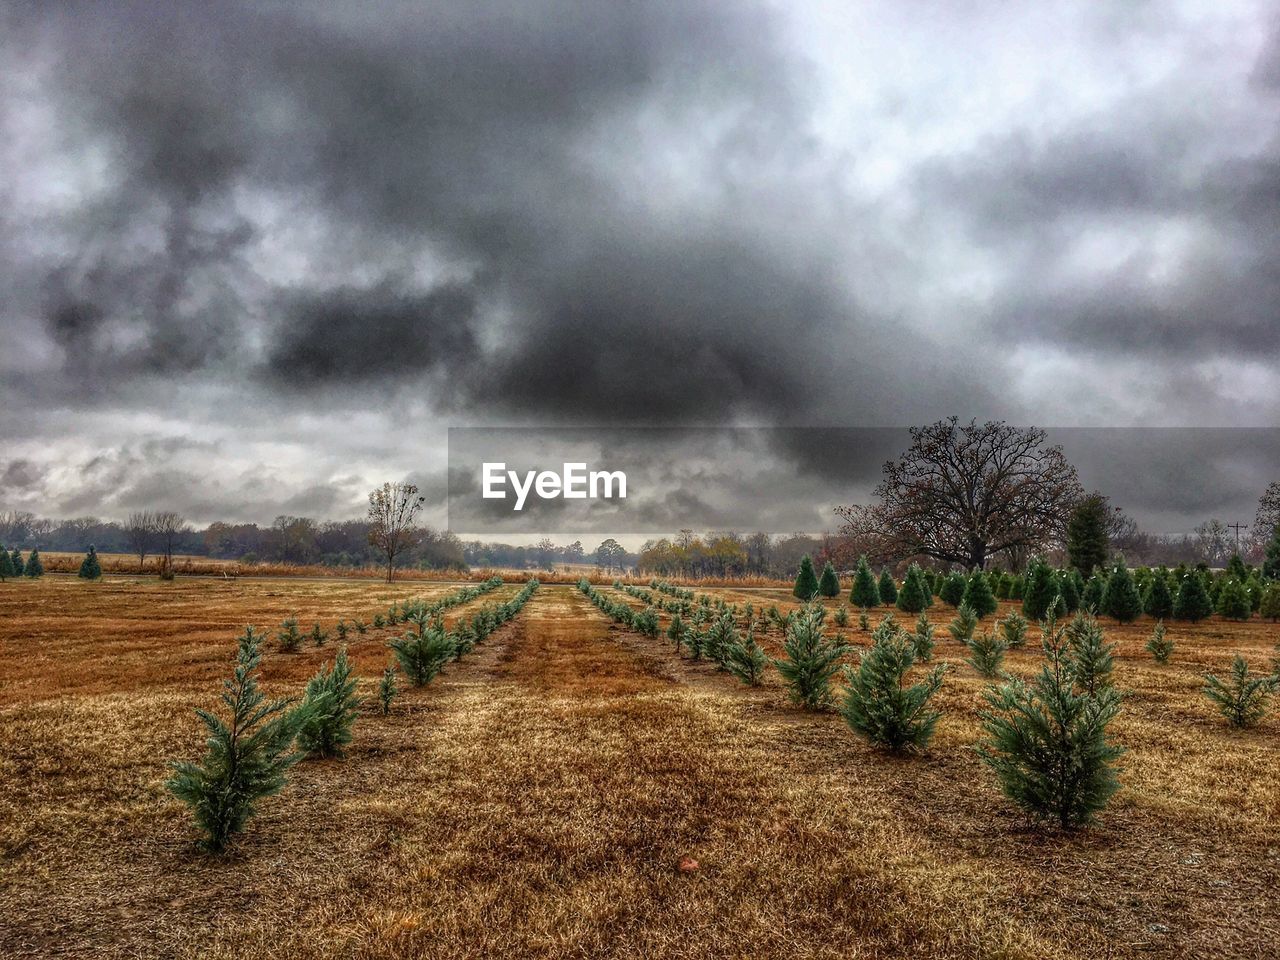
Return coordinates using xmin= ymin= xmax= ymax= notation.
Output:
xmin=793 ymin=555 xmax=819 ymax=600
xmin=725 ymin=626 xmax=769 ymax=686
xmin=78 ymin=545 xmax=102 ymax=580
xmin=858 ymin=611 xmax=870 ymax=632
xmin=1202 ymin=656 xmax=1275 ymax=728
xmin=1081 ymin=575 xmax=1105 ymax=613
xmin=0 ymin=546 xmax=14 ymax=581
xmin=1214 ymin=578 xmax=1252 ymax=621
xmin=912 ymin=612 xmax=935 ymax=662
xmin=1101 ymin=559 xmax=1142 ymax=623
xmin=895 ymin=563 xmax=929 ymax=614
xmin=999 ymin=610 xmax=1029 ymax=648
xmin=1021 ymin=557 xmax=1059 ymax=621
xmin=976 ymin=613 xmax=1125 ymax=829
xmin=963 ymin=571 xmax=998 ymax=619
xmin=378 ymin=665 xmax=399 ymax=715
xmin=1065 ymin=610 xmax=1115 ymax=694
xmin=1143 ymin=571 xmax=1174 ymax=619
xmin=818 ymin=561 xmax=840 ymax=598
xmin=1056 ymin=571 xmax=1081 ymax=614
xmin=277 ymin=618 xmax=303 ymax=652
xmin=390 ymin=621 xmax=455 ymax=685
xmin=947 ymin=602 xmax=978 ymax=643
xmin=166 ymin=627 xmax=305 ymax=852
xmin=1146 ymin=621 xmax=1173 ymax=664
xmin=8 ymin=548 xmax=22 ymax=577
xmin=704 ymin=612 xmax=738 ymax=667
xmin=297 ymin=647 xmax=361 ymax=758
xmin=311 ymin=623 xmax=329 ymax=647
xmin=840 ymin=617 xmax=947 ymax=752
xmin=965 ymin=631 xmax=1007 ymax=679
xmin=849 ymin=555 xmax=881 ymax=610
xmin=667 ymin=613 xmax=685 ymax=652
xmin=833 ymin=606 xmax=849 ymax=628
xmin=1260 ymin=583 xmax=1280 ymax=622
xmin=24 ymin=548 xmax=43 ymax=578
xmin=877 ymin=569 xmax=898 ymax=605
xmin=773 ymin=602 xmax=849 ymax=710
xmin=940 ymin=571 xmax=967 ymax=607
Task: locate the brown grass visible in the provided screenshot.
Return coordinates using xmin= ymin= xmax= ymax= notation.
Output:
xmin=1 ymin=577 xmax=1277 ymax=959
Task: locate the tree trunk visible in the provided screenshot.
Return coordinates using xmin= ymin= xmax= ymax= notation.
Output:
xmin=969 ymin=541 xmax=987 ymax=571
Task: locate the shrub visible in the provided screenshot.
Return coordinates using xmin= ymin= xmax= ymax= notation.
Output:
xmin=166 ymin=627 xmax=305 ymax=852
xmin=1203 ymin=656 xmax=1275 ymax=728
xmin=725 ymin=627 xmax=769 ymax=686
xmin=1065 ymin=611 xmax=1114 ymax=694
xmin=912 ymin=612 xmax=935 ymax=662
xmin=947 ymin=602 xmax=978 ymax=643
xmin=963 ymin=571 xmax=998 ymax=619
xmin=849 ymin=556 xmax=881 ymax=609
xmin=840 ymin=616 xmax=947 ymax=752
xmin=24 ymin=548 xmax=43 ymax=578
xmin=78 ymin=545 xmax=102 ymax=580
xmin=1101 ymin=558 xmax=1142 ymax=623
xmin=877 ymin=569 xmax=898 ymax=605
xmin=965 ymin=631 xmax=1007 ymax=679
xmin=793 ymin=555 xmax=819 ymax=600
xmin=297 ymin=648 xmax=361 ymax=759
xmin=389 ymin=621 xmax=455 ymax=686
xmin=1215 ymin=578 xmax=1252 ymax=621
xmin=896 ymin=563 xmax=929 ymax=614
xmin=940 ymin=571 xmax=967 ymax=607
xmin=277 ymin=618 xmax=303 ymax=653
xmin=773 ymin=602 xmax=849 ymax=710
xmin=818 ymin=562 xmax=840 ymax=598
xmin=1261 ymin=583 xmax=1280 ymax=622
xmin=976 ymin=613 xmax=1124 ymax=829
xmin=378 ymin=665 xmax=399 ymax=715
xmin=1174 ymin=573 xmax=1214 ymax=622
xmin=999 ymin=610 xmax=1029 ymax=648
xmin=1146 ymin=621 xmax=1173 ymax=664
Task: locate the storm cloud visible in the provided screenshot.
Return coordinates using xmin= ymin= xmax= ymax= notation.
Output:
xmin=1 ymin=1 xmax=1278 ymax=533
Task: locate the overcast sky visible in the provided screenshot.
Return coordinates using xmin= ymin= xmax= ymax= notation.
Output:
xmin=1 ymin=1 xmax=1278 ymax=541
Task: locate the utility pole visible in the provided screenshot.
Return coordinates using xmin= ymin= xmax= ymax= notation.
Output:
xmin=1227 ymin=521 xmax=1248 ymax=556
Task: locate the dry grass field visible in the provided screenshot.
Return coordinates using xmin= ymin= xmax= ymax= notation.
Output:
xmin=1 ymin=576 xmax=1278 ymax=959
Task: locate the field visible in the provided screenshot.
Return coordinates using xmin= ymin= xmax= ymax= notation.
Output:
xmin=2 ymin=576 xmax=1278 ymax=959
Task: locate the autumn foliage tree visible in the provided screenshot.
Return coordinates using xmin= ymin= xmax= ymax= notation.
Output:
xmin=836 ymin=419 xmax=1083 ymax=571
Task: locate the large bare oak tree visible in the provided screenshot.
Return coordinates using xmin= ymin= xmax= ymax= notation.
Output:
xmin=836 ymin=418 xmax=1083 ymax=570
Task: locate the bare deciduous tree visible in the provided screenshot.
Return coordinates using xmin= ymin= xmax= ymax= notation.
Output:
xmin=836 ymin=418 xmax=1084 ymax=570
xmin=153 ymin=512 xmax=191 ymax=575
xmin=367 ymin=482 xmax=426 ymax=582
xmin=126 ymin=511 xmax=158 ymax=571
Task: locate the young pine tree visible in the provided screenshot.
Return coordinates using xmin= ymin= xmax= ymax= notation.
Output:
xmin=1263 ymin=525 xmax=1280 ymax=580
xmin=1065 ymin=610 xmax=1115 ymax=694
xmin=390 ymin=621 xmax=455 ymax=685
xmin=963 ymin=571 xmax=998 ymax=619
xmin=310 ymin=623 xmax=329 ymax=647
xmin=913 ymin=611 xmax=935 ymax=662
xmin=947 ymin=602 xmax=978 ymax=643
xmin=1066 ymin=494 xmax=1110 ymax=575
xmin=976 ymin=613 xmax=1125 ymax=829
xmin=1261 ymin=583 xmax=1280 ymax=622
xmin=24 ymin=548 xmax=43 ymax=578
xmin=704 ymin=611 xmax=738 ymax=668
xmin=818 ymin=561 xmax=840 ymax=598
xmin=1174 ymin=573 xmax=1214 ymax=623
xmin=277 ymin=618 xmax=303 ymax=653
xmin=725 ymin=626 xmax=769 ymax=686
xmin=1146 ymin=620 xmax=1174 ymax=664
xmin=1215 ymin=578 xmax=1252 ymax=621
xmin=0 ymin=546 xmax=14 ymax=581
xmin=840 ymin=617 xmax=947 ymax=753
xmin=78 ymin=545 xmax=102 ymax=580
xmin=166 ymin=627 xmax=305 ymax=852
xmin=1143 ymin=571 xmax=1174 ymax=619
xmin=833 ymin=605 xmax=849 ymax=628
xmin=378 ymin=665 xmax=399 ymax=715
xmin=877 ymin=569 xmax=898 ymax=605
xmin=9 ymin=548 xmax=22 ymax=577
xmin=297 ymin=647 xmax=361 ymax=758
xmin=667 ymin=613 xmax=686 ymax=653
xmin=1202 ymin=656 xmax=1275 ymax=728
xmin=895 ymin=563 xmax=929 ymax=614
xmin=1021 ymin=557 xmax=1060 ymax=621
xmin=1055 ymin=571 xmax=1081 ymax=614
xmin=965 ymin=630 xmax=1007 ymax=679
xmin=773 ymin=602 xmax=849 ymax=710
xmin=939 ymin=571 xmax=967 ymax=607
xmin=999 ymin=610 xmax=1029 ymax=648
xmin=793 ymin=555 xmax=820 ymax=600
xmin=849 ymin=555 xmax=881 ymax=610
xmin=1101 ymin=559 xmax=1142 ymax=624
